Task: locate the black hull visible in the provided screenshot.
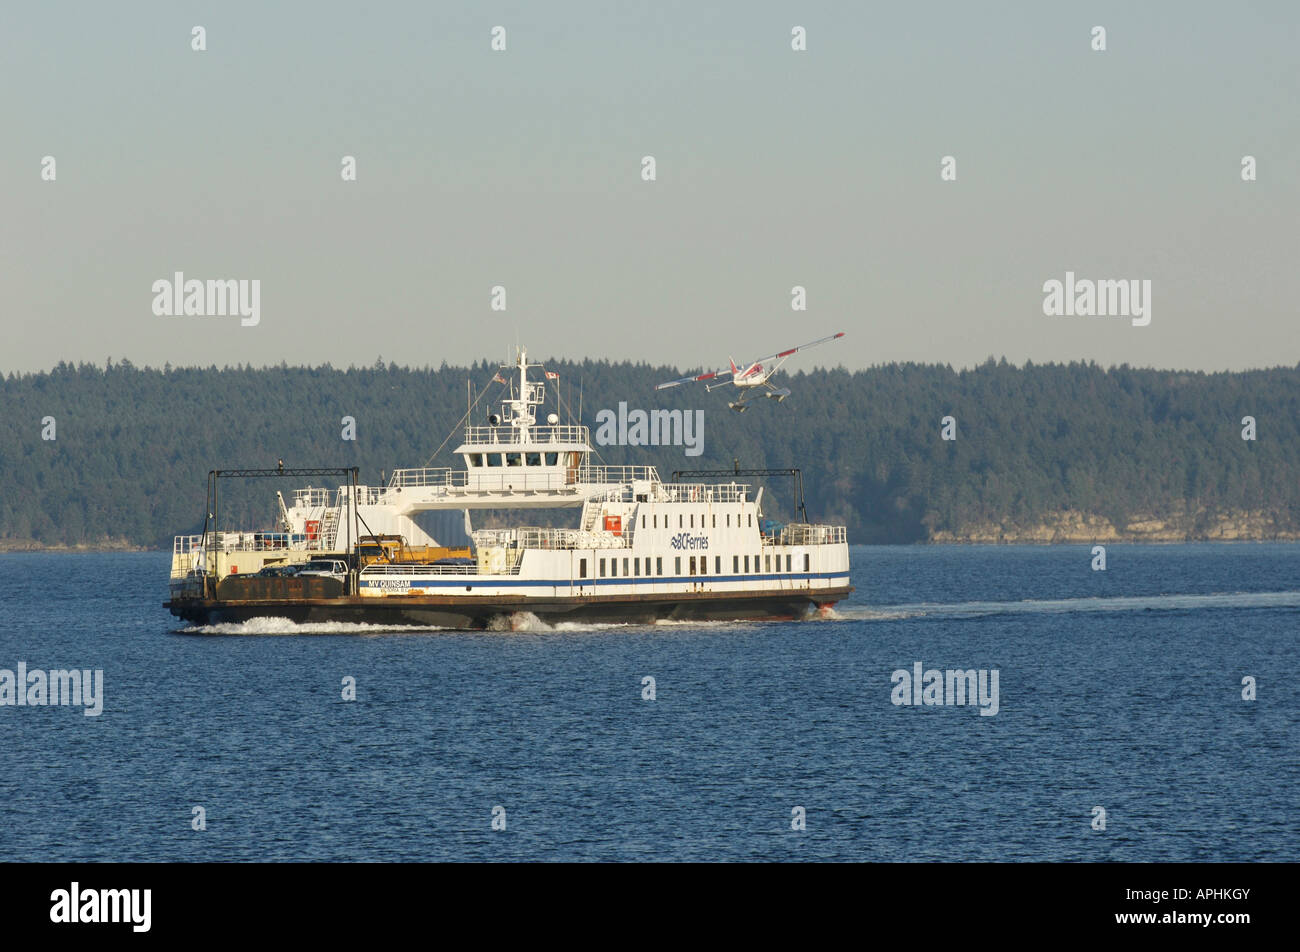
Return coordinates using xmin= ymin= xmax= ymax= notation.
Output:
xmin=165 ymin=586 xmax=853 ymax=630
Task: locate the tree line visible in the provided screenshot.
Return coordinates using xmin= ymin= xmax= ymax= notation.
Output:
xmin=2 ymin=357 xmax=1297 ymax=547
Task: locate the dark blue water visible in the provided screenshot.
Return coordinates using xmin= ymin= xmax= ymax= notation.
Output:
xmin=1 ymin=544 xmax=1295 ymax=861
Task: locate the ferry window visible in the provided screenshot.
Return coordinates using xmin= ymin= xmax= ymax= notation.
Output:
xmin=690 ymin=556 xmax=696 ymax=575
xmin=488 ymin=454 xmax=503 ymax=467
xmin=674 ymin=557 xmax=681 ymax=575
xmin=678 ymin=515 xmax=683 ymax=528
xmin=712 ymin=515 xmax=716 ymax=528
xmin=653 ymin=515 xmax=657 ymax=528
xmin=634 ymin=559 xmax=640 ymax=577
xmin=641 ymin=515 xmax=645 ymax=529
xmin=623 ymin=558 xmax=629 ymax=576
xmin=506 ymin=453 xmax=522 ymax=466
xmin=804 ymin=554 xmax=810 ymax=572
xmin=579 ymin=558 xmax=587 ymax=578
xmin=657 ymin=557 xmax=663 ymax=576
xmin=715 ymin=556 xmax=721 ymax=574
xmin=748 ymin=514 xmax=752 ymax=527
xmin=468 ymin=453 xmax=482 ymax=467
xmin=743 ymin=556 xmax=749 ymax=573
xmin=611 ymin=558 xmax=618 ymax=577
xmin=600 ymin=558 xmax=606 ymax=577
xmin=754 ymin=555 xmax=760 ymax=573
xmin=726 ymin=514 xmax=730 ymax=527
xmin=525 ymin=453 xmax=541 ymax=466
xmin=645 ymin=558 xmax=651 ymax=575
xmin=765 ymin=555 xmax=771 ymax=573
xmin=785 ymin=554 xmax=791 ymax=573
xmin=545 ymin=453 xmax=558 ymax=466
xmin=689 ymin=514 xmax=694 ymax=528
xmin=733 ymin=556 xmax=739 ymax=573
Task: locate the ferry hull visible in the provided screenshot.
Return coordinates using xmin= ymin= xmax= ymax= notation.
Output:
xmin=165 ymin=586 xmax=853 ymax=630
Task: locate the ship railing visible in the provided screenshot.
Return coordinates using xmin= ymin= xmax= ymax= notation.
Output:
xmin=360 ymin=562 xmax=524 ymax=577
xmin=472 ymin=526 xmax=628 ymax=550
xmin=654 ymin=482 xmax=750 ymax=504
xmin=292 ymin=487 xmax=333 ymax=507
xmin=766 ymin=524 xmax=847 ymax=546
xmin=576 ymin=465 xmax=659 ymax=486
xmin=386 ymin=467 xmax=468 ymax=489
xmin=171 ymin=532 xmax=328 ymax=556
xmin=462 ymin=424 xmax=591 ymax=445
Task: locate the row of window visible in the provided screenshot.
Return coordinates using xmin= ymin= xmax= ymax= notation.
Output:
xmin=639 ymin=512 xmax=753 ymax=530
xmin=467 ymin=452 xmax=561 ymax=468
xmin=577 ymin=552 xmax=812 ymax=578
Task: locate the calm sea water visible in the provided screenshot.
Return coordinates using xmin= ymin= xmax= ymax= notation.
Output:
xmin=0 ymin=544 xmax=1295 ymax=862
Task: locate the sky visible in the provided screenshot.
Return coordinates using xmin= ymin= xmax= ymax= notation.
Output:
xmin=3 ymin=1 xmax=1298 ymax=374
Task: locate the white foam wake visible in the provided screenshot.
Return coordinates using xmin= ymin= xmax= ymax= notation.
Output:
xmin=837 ymin=590 xmax=1300 ymax=622
xmin=176 ymin=617 xmax=452 ymax=636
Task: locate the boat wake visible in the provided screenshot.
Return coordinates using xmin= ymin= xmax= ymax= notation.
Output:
xmin=840 ymin=590 xmax=1300 ymax=623
xmin=175 ymin=617 xmax=453 ymax=636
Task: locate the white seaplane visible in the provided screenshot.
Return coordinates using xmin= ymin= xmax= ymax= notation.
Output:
xmin=654 ymin=332 xmax=845 ymax=411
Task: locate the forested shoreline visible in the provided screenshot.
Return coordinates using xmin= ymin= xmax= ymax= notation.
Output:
xmin=2 ymin=358 xmax=1298 ymax=548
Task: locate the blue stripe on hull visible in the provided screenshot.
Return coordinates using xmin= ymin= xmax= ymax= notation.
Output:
xmin=359 ymin=571 xmax=851 ymax=589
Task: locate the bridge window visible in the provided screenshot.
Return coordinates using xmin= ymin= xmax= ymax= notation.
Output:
xmin=657 ymin=557 xmax=663 ymax=576
xmin=468 ymin=453 xmax=482 ymax=467
xmin=506 ymin=453 xmax=522 ymax=466
xmin=487 ymin=454 xmax=503 ymax=467
xmin=579 ymin=558 xmax=587 ymax=578
xmin=525 ymin=452 xmax=541 ymax=466
xmin=545 ymin=453 xmax=558 ymax=466
xmin=804 ymin=553 xmax=810 ymax=572
xmin=733 ymin=556 xmax=739 ymax=573
xmin=599 ymin=558 xmax=606 ymax=577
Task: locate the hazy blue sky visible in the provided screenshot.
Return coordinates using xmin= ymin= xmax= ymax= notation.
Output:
xmin=3 ymin=1 xmax=1297 ymax=373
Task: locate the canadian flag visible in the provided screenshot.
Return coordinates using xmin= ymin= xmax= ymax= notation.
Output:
xmin=493 ymin=373 xmax=507 ymax=384
xmin=545 ymin=371 xmax=559 ymax=380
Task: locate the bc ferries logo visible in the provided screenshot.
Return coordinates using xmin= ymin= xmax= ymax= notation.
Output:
xmin=151 ymin=272 xmax=261 ymax=327
xmin=670 ymin=533 xmax=709 ymax=550
xmin=595 ymin=401 xmax=703 ymax=457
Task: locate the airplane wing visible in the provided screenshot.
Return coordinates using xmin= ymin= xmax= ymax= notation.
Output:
xmin=655 ymin=368 xmax=731 ymax=390
xmin=748 ymin=331 xmax=846 ymax=366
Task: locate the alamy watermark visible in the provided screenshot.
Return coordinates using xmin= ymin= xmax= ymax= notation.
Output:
xmin=594 ymin=401 xmax=703 ymax=456
xmin=0 ymin=663 xmax=103 ymax=716
xmin=1042 ymin=271 xmax=1151 ymax=327
xmin=152 ymin=272 xmax=260 ymax=327
xmin=891 ymin=662 xmax=999 ymax=716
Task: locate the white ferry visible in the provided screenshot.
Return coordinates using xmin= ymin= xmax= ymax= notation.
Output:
xmin=164 ymin=349 xmax=852 ymax=628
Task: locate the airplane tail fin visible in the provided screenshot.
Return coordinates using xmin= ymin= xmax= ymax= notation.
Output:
xmin=729 ymin=356 xmax=738 ymax=374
